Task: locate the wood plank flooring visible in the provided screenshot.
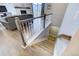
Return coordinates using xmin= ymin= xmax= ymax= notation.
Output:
xmin=0 ymin=24 xmax=56 ymax=56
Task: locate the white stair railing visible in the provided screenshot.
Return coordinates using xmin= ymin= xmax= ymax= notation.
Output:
xmin=15 ymin=13 xmax=52 ymax=48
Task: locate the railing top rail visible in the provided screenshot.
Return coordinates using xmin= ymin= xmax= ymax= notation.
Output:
xmin=19 ymin=13 xmax=52 ymax=23
xmin=0 ymin=20 xmax=9 ymax=24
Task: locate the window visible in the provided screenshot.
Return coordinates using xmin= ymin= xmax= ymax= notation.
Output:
xmin=32 ymin=3 xmax=42 ymax=17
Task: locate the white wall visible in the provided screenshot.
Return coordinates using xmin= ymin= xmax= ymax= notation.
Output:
xmin=44 ymin=3 xmax=52 ymax=14
xmin=51 ymin=3 xmax=68 ymax=27
xmin=59 ymin=3 xmax=79 ymax=36
xmin=13 ymin=3 xmax=32 ymax=15
xmin=62 ymin=29 xmax=79 ymax=56
xmin=0 ymin=3 xmax=16 ymax=15
xmin=0 ymin=3 xmax=32 ymax=15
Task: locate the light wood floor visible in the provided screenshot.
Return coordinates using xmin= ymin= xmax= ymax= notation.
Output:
xmin=0 ymin=24 xmax=56 ymax=56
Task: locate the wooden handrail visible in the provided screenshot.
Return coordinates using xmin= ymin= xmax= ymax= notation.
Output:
xmin=19 ymin=13 xmax=52 ymax=23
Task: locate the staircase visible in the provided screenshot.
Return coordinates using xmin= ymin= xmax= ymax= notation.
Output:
xmin=15 ymin=14 xmax=52 ymax=48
